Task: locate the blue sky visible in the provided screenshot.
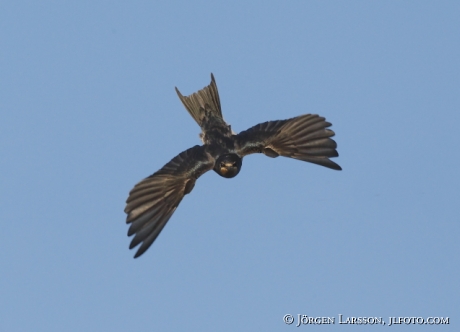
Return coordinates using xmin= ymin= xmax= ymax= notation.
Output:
xmin=1 ymin=1 xmax=459 ymax=331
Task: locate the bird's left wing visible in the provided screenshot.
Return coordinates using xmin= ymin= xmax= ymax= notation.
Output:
xmin=234 ymin=114 xmax=341 ymax=170
xmin=125 ymin=145 xmax=214 ymax=258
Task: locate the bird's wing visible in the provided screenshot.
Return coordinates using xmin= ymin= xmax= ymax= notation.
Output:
xmin=125 ymin=145 xmax=214 ymax=258
xmin=234 ymin=114 xmax=342 ymax=170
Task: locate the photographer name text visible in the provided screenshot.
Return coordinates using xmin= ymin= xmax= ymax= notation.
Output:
xmin=283 ymin=314 xmax=449 ymax=327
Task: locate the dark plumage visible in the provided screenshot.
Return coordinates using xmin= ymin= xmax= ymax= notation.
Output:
xmin=125 ymin=74 xmax=341 ymax=258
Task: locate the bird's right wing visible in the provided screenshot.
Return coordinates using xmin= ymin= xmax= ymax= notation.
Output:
xmin=125 ymin=145 xmax=215 ymax=258
xmin=234 ymin=114 xmax=341 ymax=170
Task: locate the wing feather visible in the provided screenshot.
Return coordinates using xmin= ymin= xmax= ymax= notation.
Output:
xmin=125 ymin=145 xmax=214 ymax=258
xmin=235 ymin=114 xmax=341 ymax=170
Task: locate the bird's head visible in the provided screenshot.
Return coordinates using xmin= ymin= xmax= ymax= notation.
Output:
xmin=214 ymin=153 xmax=242 ymax=178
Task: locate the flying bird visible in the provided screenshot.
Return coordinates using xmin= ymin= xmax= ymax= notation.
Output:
xmin=125 ymin=74 xmax=341 ymax=258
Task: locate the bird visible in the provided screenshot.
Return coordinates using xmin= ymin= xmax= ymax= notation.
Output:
xmin=125 ymin=74 xmax=341 ymax=258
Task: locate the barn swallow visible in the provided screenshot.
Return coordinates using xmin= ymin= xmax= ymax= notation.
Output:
xmin=125 ymin=74 xmax=341 ymax=258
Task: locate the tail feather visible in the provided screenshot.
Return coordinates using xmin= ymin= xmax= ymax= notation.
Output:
xmin=175 ymin=73 xmax=223 ymax=127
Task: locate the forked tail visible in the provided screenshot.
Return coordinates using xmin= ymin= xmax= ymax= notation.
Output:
xmin=175 ymin=73 xmax=223 ymax=127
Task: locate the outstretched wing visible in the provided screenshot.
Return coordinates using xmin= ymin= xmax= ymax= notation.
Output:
xmin=125 ymin=145 xmax=214 ymax=258
xmin=234 ymin=114 xmax=341 ymax=170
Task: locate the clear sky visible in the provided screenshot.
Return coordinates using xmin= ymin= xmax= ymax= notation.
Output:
xmin=1 ymin=1 xmax=459 ymax=331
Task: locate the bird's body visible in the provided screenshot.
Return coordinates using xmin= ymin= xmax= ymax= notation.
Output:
xmin=125 ymin=74 xmax=341 ymax=258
